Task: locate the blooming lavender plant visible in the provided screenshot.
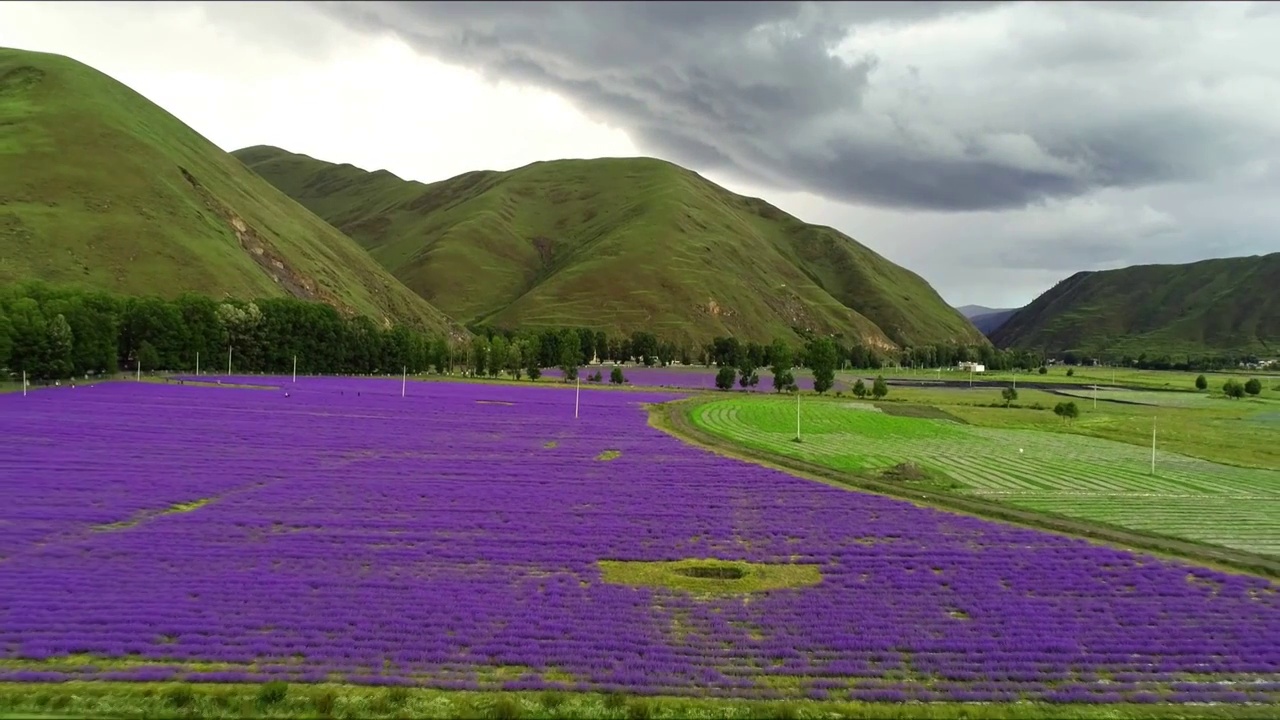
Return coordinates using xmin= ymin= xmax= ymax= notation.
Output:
xmin=0 ymin=377 xmax=1276 ymax=704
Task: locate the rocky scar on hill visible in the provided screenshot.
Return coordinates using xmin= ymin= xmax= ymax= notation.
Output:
xmin=0 ymin=47 xmax=462 ymax=338
xmin=235 ymin=145 xmax=988 ymax=350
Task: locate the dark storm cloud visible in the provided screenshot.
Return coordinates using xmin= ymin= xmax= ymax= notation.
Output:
xmin=310 ymin=0 xmax=1280 ymax=213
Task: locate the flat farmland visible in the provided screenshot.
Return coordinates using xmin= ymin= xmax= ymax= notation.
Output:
xmin=1 ymin=379 xmax=1278 ymax=707
xmin=692 ymin=397 xmax=1280 ymax=557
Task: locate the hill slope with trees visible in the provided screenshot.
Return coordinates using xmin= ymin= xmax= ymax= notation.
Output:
xmin=0 ymin=47 xmax=461 ymax=337
xmin=990 ymin=254 xmax=1280 ymax=359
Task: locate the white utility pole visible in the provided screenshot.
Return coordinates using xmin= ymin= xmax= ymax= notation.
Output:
xmin=227 ymin=346 xmax=232 ymax=376
xmin=196 ymin=352 xmax=200 ymax=377
xmin=293 ymin=356 xmax=298 ymax=383
xmin=136 ymin=362 xmax=141 ymax=382
xmin=795 ymin=391 xmax=801 ymax=440
xmin=401 ymin=366 xmax=407 ymax=397
xmin=574 ymin=375 xmax=581 ymax=419
xmin=22 ymin=370 xmax=26 ymax=397
xmin=1093 ymin=384 xmax=1098 ymax=409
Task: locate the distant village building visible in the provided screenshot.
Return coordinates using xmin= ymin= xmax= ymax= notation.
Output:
xmin=957 ymin=362 xmax=986 ymax=373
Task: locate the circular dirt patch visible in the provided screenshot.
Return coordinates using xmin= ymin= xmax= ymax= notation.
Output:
xmin=675 ymin=565 xmax=746 ymax=580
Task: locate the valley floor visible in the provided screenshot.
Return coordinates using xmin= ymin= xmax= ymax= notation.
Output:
xmin=2 ymin=374 xmax=1276 ymax=717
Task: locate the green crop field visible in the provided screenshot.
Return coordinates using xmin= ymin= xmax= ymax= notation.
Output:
xmin=844 ymin=365 xmax=1280 ymax=394
xmin=691 ymin=395 xmax=1280 ymax=557
xmin=852 ymin=384 xmax=1280 ymax=470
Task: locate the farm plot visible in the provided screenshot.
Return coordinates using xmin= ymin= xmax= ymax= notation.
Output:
xmin=1052 ymin=388 xmax=1261 ymax=408
xmin=693 ymin=397 xmax=1280 ymax=557
xmin=1 ymin=379 xmax=1278 ymax=704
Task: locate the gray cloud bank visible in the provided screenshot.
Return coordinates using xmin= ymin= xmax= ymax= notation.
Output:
xmin=273 ymin=1 xmax=1279 ymax=306
xmin=313 ymin=1 xmax=1280 ymax=214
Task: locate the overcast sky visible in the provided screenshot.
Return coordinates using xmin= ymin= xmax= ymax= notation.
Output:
xmin=3 ymin=1 xmax=1277 ymax=308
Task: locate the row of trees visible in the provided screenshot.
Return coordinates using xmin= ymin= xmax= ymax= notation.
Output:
xmin=0 ymin=283 xmax=463 ymax=381
xmin=7 ymin=281 xmax=1269 ymax=389
xmin=1083 ymin=352 xmax=1270 ymax=372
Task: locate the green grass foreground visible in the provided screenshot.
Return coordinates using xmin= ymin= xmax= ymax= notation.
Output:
xmin=3 ymin=682 xmax=1276 ymax=720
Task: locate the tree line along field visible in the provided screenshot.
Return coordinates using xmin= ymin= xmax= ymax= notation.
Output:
xmin=1 ymin=376 xmax=1277 ymax=718
xmin=689 ymin=394 xmax=1280 ymax=559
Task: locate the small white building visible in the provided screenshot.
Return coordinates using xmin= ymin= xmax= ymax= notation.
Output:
xmin=957 ymin=362 xmax=986 ymax=373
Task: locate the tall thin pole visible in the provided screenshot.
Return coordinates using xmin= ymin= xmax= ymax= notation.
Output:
xmin=574 ymin=375 xmax=580 ymax=419
xmin=401 ymin=366 xmax=407 ymax=398
xmin=137 ymin=361 xmax=141 ymax=382
xmin=293 ymin=356 xmax=298 ymax=383
xmin=1093 ymin=383 xmax=1098 ymax=409
xmin=795 ymin=391 xmax=801 ymax=440
xmin=227 ymin=346 xmax=232 ymax=376
xmin=196 ymin=352 xmax=200 ymax=377
xmin=22 ymin=370 xmax=26 ymax=397
xmin=1150 ymin=417 xmax=1157 ymax=476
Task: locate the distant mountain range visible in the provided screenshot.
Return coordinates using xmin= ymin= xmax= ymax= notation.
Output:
xmin=2 ymin=46 xmax=1273 ymax=358
xmin=956 ymin=305 xmax=1010 ymax=319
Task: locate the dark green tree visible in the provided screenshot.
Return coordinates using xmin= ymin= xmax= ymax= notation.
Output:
xmin=852 ymin=378 xmax=867 ymax=398
xmin=871 ymin=375 xmax=889 ymax=399
xmin=0 ymin=309 xmax=11 ymax=370
xmin=1053 ymin=401 xmax=1080 ymax=422
xmin=136 ymin=340 xmax=160 ymax=372
xmin=1244 ymin=378 xmax=1262 ymax=396
xmin=1001 ymin=386 xmax=1018 ymax=407
xmin=1195 ymin=374 xmax=1208 ymax=391
xmin=769 ymin=339 xmax=793 ymax=393
xmin=610 ymin=365 xmax=625 ymax=384
xmin=715 ymin=365 xmax=736 ymax=390
xmin=807 ymin=337 xmax=838 ymax=394
xmin=1222 ymin=379 xmax=1245 ymax=399
xmin=558 ymin=328 xmax=580 ymax=381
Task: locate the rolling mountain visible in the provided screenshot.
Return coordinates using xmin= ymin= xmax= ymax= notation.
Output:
xmin=970 ymin=309 xmax=1019 ymax=336
xmin=957 ymin=305 xmax=1009 ymax=319
xmin=990 ymin=254 xmax=1280 ymax=357
xmin=234 ymin=145 xmax=988 ymax=349
xmin=0 ymin=48 xmax=462 ymax=336
xmin=957 ymin=305 xmax=1018 ymax=336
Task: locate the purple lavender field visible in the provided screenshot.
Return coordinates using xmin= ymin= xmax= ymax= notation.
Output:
xmin=2 ymin=377 xmax=1277 ymax=703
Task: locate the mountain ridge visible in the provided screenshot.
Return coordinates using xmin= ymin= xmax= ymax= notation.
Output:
xmin=990 ymin=254 xmax=1280 ymax=357
xmin=234 ymin=144 xmax=988 ymax=349
xmin=0 ymin=47 xmax=463 ymax=337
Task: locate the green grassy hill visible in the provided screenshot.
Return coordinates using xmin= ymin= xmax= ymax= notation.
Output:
xmin=990 ymin=254 xmax=1280 ymax=357
xmin=235 ymin=146 xmax=987 ymax=348
xmin=0 ymin=48 xmax=462 ymax=336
